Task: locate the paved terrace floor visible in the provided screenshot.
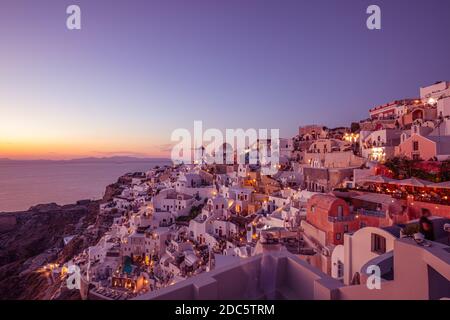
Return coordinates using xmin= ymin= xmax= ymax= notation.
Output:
xmin=133 ymin=249 xmax=343 ymax=300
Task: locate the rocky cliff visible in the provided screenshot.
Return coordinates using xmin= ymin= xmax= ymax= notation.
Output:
xmin=0 ymin=183 xmax=122 ymax=300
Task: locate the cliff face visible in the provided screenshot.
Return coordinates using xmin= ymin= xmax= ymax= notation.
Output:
xmin=102 ymin=182 xmax=124 ymax=202
xmin=0 ymin=201 xmax=96 ymax=299
xmin=0 ymin=182 xmax=122 ymax=299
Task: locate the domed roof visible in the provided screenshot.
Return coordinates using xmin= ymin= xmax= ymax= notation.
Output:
xmin=309 ymin=194 xmax=343 ymax=211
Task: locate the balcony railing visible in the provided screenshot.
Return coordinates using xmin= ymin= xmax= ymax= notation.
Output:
xmin=357 ymin=208 xmax=386 ymax=218
xmin=327 ymin=215 xmax=355 ymax=223
xmin=159 ymin=222 xmax=174 ymax=227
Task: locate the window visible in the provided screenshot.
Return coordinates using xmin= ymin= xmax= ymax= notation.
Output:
xmin=311 ymin=205 xmax=316 ymax=213
xmin=336 ymin=233 xmax=341 ymax=241
xmin=337 ymin=206 xmax=343 ymax=218
xmin=371 ymin=234 xmax=386 ymax=254
xmin=413 ymin=141 xmax=419 ymax=151
xmin=337 ymin=261 xmax=344 ymax=278
xmin=344 ymin=224 xmax=348 ymax=233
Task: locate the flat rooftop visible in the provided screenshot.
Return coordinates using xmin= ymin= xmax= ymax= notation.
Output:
xmin=133 ymin=251 xmax=343 ymax=300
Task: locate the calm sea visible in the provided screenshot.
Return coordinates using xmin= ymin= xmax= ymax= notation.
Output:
xmin=0 ymin=159 xmax=171 ymax=212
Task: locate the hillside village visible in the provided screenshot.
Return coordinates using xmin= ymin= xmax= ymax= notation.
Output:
xmin=42 ymin=81 xmax=450 ymax=300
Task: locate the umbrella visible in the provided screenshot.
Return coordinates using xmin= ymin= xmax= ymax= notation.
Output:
xmin=429 ymin=181 xmax=450 ymax=190
xmin=396 ymin=177 xmax=432 ymax=188
xmin=361 ymin=175 xmax=395 ymax=184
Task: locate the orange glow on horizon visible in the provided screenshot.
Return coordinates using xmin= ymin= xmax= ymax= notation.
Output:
xmin=0 ymin=139 xmax=170 ymax=160
xmin=0 ymin=102 xmax=174 ymax=160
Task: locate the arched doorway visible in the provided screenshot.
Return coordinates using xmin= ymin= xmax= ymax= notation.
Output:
xmin=412 ymin=109 xmax=424 ymax=121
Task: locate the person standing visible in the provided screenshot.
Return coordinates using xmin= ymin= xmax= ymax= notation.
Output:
xmin=419 ymin=209 xmax=435 ymax=241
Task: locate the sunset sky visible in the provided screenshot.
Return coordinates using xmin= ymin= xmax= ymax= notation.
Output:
xmin=1 ymin=0 xmax=450 ymax=160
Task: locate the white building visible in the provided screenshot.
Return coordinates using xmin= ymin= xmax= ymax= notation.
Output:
xmin=187 ymin=194 xmax=240 ymax=249
xmin=152 ymin=189 xmax=195 ymax=216
xmin=222 ymin=186 xmax=253 ymax=214
xmin=279 ymin=137 xmax=294 ymax=159
xmin=359 ymin=129 xmax=402 ymax=161
xmin=420 ymin=81 xmax=450 ymax=103
xmin=237 ymin=164 xmax=250 ymax=178
xmin=437 ymin=96 xmax=450 ymax=118
xmin=331 ymin=226 xmax=400 ymax=285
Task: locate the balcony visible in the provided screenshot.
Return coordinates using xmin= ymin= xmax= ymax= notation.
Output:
xmin=133 ymin=251 xmax=344 ymax=300
xmin=159 ymin=221 xmax=174 ymax=228
xmin=357 ymin=208 xmax=386 ymax=218
xmin=327 ymin=215 xmax=355 ymax=223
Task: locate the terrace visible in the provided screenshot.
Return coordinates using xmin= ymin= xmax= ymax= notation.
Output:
xmin=356 ymin=208 xmax=386 ymax=218
xmin=338 ymin=237 xmax=450 ymax=300
xmin=327 ymin=215 xmax=355 ymax=223
xmin=133 ymin=251 xmax=343 ymax=300
xmin=354 ymin=176 xmax=450 ymax=207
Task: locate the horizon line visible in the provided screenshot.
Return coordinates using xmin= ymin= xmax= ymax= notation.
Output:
xmin=0 ymin=155 xmax=173 ymax=162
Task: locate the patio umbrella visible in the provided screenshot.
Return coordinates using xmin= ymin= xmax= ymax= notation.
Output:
xmin=396 ymin=177 xmax=432 ymax=188
xmin=361 ymin=175 xmax=395 ymax=184
xmin=429 ymin=181 xmax=450 ymax=190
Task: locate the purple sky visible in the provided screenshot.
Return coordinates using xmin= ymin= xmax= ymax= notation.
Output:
xmin=1 ymin=0 xmax=449 ymax=159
